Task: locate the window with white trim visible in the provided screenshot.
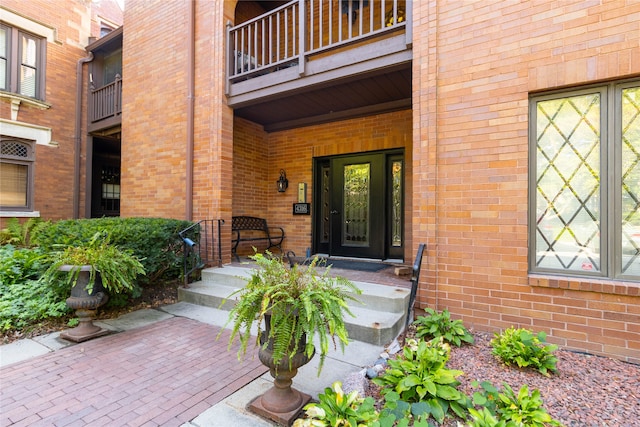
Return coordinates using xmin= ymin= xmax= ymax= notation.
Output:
xmin=0 ymin=23 xmax=46 ymax=100
xmin=530 ymin=80 xmax=640 ymax=280
xmin=0 ymin=138 xmax=35 ymax=211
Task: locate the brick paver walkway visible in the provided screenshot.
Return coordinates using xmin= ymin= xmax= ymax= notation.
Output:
xmin=0 ymin=317 xmax=267 ymax=427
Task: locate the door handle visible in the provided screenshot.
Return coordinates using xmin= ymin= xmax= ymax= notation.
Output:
xmin=330 ymin=210 xmax=340 ymax=215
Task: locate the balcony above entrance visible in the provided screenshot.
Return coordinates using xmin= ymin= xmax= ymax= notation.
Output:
xmin=226 ymin=0 xmax=412 ymax=132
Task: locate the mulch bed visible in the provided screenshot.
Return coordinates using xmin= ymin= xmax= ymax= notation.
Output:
xmin=365 ymin=328 xmax=640 ymax=427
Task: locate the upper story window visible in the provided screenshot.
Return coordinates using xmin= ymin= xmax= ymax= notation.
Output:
xmin=102 ymin=48 xmax=122 ymax=85
xmin=529 ymin=80 xmax=640 ymax=281
xmin=0 ymin=23 xmax=46 ymax=100
xmin=100 ymin=24 xmax=114 ymax=38
xmin=0 ymin=138 xmax=35 ymax=211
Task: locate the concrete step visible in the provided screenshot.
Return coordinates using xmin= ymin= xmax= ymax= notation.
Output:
xmin=178 ymin=266 xmax=410 ymax=346
xmin=199 ymin=266 xmax=409 ymax=313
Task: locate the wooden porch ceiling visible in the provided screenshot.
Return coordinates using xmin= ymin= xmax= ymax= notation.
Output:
xmin=233 ymin=65 xmax=411 ymax=132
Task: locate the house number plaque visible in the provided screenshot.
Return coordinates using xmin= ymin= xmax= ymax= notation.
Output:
xmin=293 ymin=203 xmax=311 ymax=215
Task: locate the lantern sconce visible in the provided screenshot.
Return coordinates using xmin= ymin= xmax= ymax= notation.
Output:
xmin=277 ymin=169 xmax=289 ymax=193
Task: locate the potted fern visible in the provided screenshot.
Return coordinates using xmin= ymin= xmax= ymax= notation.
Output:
xmin=222 ymin=251 xmax=361 ymax=426
xmin=44 ymin=231 xmax=145 ymax=342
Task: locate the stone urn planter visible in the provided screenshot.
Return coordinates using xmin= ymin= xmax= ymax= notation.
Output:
xmin=59 ymin=265 xmax=109 ymax=342
xmin=249 ymin=312 xmax=316 ymax=425
xmin=220 ymin=252 xmax=361 ymax=426
xmin=44 ymin=231 xmax=145 ymax=343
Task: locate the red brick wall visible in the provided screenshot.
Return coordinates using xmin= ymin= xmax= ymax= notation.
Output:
xmin=121 ymin=0 xmax=190 ymax=219
xmin=233 ymin=110 xmax=412 ymax=259
xmin=412 ymin=0 xmax=640 ymax=363
xmin=0 ymin=1 xmax=98 ymax=225
xmin=119 ymin=0 xmax=639 ymax=362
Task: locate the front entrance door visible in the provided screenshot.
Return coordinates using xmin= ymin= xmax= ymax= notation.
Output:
xmin=313 ymin=150 xmax=404 ymax=260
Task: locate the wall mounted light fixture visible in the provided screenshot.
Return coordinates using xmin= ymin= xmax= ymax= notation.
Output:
xmin=277 ymin=169 xmax=289 ymax=192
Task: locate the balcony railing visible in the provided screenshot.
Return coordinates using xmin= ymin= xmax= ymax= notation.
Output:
xmin=226 ymin=0 xmax=408 ymax=86
xmin=90 ymin=74 xmax=122 ymax=124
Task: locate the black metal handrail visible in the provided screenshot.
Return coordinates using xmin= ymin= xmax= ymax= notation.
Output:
xmin=178 ymin=219 xmax=225 ymax=287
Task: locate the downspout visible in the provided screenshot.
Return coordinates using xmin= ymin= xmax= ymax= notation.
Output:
xmin=186 ymin=0 xmax=195 ymax=220
xmin=74 ymin=52 xmax=94 ymax=219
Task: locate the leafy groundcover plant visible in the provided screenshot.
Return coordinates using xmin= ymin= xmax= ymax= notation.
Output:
xmin=293 ymin=381 xmax=378 ymax=427
xmin=469 ymin=381 xmax=563 ymax=427
xmin=294 ymin=328 xmax=563 ymax=427
xmin=490 ymin=327 xmax=558 ymax=376
xmin=0 ymin=245 xmax=68 ymax=331
xmin=413 ymin=308 xmax=475 ymax=347
xmin=372 ymin=337 xmax=471 ymax=424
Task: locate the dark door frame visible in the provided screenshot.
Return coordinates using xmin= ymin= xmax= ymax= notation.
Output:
xmin=312 ymin=148 xmax=404 ymax=260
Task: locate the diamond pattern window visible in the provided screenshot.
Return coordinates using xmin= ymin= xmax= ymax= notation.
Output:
xmin=530 ymin=81 xmax=640 ymax=280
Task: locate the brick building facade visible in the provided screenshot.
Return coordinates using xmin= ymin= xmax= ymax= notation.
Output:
xmin=2 ymin=1 xmax=638 ymax=363
xmin=0 ymin=0 xmax=122 ymax=224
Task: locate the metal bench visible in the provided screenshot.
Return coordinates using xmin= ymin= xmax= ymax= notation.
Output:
xmin=231 ymin=216 xmax=285 ymax=262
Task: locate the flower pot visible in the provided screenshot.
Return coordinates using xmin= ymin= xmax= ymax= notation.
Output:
xmin=248 ymin=312 xmax=315 ymax=427
xmin=59 ymin=265 xmax=109 ymax=343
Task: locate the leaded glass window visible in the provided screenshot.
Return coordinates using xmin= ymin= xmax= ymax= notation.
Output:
xmin=530 ymin=81 xmax=640 ymax=280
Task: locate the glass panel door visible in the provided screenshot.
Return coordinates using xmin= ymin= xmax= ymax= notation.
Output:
xmin=387 ymin=155 xmax=404 ymax=259
xmin=342 ymin=163 xmax=370 ymax=247
xmin=330 ymin=154 xmax=384 ymax=258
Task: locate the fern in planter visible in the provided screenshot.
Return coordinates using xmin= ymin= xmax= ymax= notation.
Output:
xmin=222 ymin=252 xmax=362 ymax=374
xmin=44 ymin=231 xmax=145 ymax=295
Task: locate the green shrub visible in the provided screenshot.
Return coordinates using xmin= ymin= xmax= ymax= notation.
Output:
xmin=413 ymin=308 xmax=475 ymax=347
xmin=490 ymin=327 xmax=558 ymax=376
xmin=0 ymin=245 xmax=69 ymax=331
xmin=372 ymin=338 xmax=470 ymax=423
xmin=293 ymin=381 xmax=378 ymax=427
xmin=32 ymin=217 xmax=193 ymax=283
xmin=471 ymin=381 xmax=563 ymax=427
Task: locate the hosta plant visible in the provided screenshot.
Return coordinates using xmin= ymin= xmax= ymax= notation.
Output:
xmin=293 ymin=381 xmax=378 ymax=427
xmin=372 ymin=338 xmax=471 ymax=423
xmin=413 ymin=308 xmax=475 ymax=346
xmin=377 ymin=391 xmax=433 ymax=427
xmin=471 ymin=381 xmax=563 ymax=427
xmin=459 ymin=407 xmax=519 ymax=427
xmin=490 ymin=327 xmax=558 ymax=376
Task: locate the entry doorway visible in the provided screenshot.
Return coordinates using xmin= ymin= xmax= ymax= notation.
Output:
xmin=90 ymin=136 xmax=121 ymax=218
xmin=313 ymin=150 xmax=404 ymax=260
